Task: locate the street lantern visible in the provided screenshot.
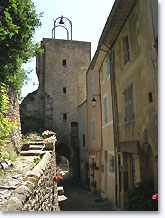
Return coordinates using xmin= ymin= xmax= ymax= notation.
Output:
xmin=91 ymin=94 xmax=100 ymax=107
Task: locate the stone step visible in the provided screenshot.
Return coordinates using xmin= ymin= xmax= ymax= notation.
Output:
xmin=19 ymin=150 xmax=46 ymax=156
xmin=28 ymin=141 xmax=44 ymax=145
xmin=29 ymin=145 xmax=44 ymax=150
xmin=57 ymin=186 xmax=64 ymax=195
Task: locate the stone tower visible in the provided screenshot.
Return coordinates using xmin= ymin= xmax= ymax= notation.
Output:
xmin=20 ymin=38 xmax=91 ymax=177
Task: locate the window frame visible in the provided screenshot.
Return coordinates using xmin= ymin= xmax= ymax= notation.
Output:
xmin=123 ymin=35 xmax=130 ymax=65
xmin=106 ymin=53 xmax=111 ymax=77
xmin=103 ymin=95 xmax=108 ymax=124
xmin=124 ymin=83 xmax=134 ymax=123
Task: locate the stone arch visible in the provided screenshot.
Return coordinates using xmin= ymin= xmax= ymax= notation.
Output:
xmin=141 ymin=142 xmax=154 ymax=181
xmin=55 ymin=143 xmax=71 ymax=162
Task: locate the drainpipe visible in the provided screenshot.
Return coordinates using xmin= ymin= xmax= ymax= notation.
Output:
xmin=108 ymin=49 xmax=119 ymax=207
xmin=98 ymin=64 xmax=103 ymax=194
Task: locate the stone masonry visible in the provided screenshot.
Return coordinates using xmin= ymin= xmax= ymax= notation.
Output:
xmin=20 ymin=39 xmax=91 ymax=177
xmin=1 ymin=151 xmax=59 ymax=211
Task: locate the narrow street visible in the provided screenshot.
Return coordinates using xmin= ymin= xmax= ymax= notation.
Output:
xmin=58 ymin=175 xmax=118 ymax=211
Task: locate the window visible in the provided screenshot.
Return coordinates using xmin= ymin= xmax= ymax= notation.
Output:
xmin=91 ymin=79 xmax=95 ymax=98
xmin=109 ymin=154 xmax=114 ymax=172
xmin=123 ymin=35 xmax=130 ymax=65
xmin=63 ymin=59 xmax=66 ymax=66
xmin=106 ymin=53 xmax=111 ymax=77
xmin=92 ymin=120 xmax=96 ymax=141
xmin=148 ymin=92 xmax=153 ymax=103
xmin=63 ymin=87 xmax=66 ymax=93
xmin=124 ymin=83 xmax=134 ymax=122
xmin=103 ymin=96 xmax=108 ymax=123
xmin=63 ymin=113 xmax=67 ymax=120
xmin=83 ymin=134 xmax=85 ymax=147
xmin=100 ymin=64 xmax=104 ymax=82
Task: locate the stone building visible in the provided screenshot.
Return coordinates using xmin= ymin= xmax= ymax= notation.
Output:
xmin=90 ymin=0 xmax=158 ymax=209
xmin=21 ymin=38 xmax=91 ymax=177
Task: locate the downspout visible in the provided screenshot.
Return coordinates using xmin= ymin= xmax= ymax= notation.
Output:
xmin=98 ymin=63 xmax=103 ymax=194
xmin=108 ymin=49 xmax=119 ymax=207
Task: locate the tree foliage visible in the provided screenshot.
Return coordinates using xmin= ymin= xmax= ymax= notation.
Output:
xmin=0 ymin=0 xmax=42 ymax=92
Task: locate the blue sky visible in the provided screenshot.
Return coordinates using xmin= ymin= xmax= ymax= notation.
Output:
xmin=21 ymin=0 xmax=115 ymax=99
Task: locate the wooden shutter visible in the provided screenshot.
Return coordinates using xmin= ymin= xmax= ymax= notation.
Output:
xmin=104 ymin=96 xmax=108 ymax=123
xmin=124 ymin=83 xmax=134 ymax=122
xmin=123 ymin=35 xmax=130 ymax=65
xmin=107 ymin=53 xmax=111 ymax=77
xmin=100 ymin=64 xmax=104 ymax=82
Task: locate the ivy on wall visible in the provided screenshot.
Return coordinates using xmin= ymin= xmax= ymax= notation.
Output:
xmin=0 ymin=83 xmax=17 ymax=161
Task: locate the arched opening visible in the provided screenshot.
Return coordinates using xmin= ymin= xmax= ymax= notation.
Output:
xmin=141 ymin=142 xmax=154 ymax=182
xmin=55 ymin=143 xmax=72 ymax=175
xmin=146 ymin=145 xmax=154 ymax=181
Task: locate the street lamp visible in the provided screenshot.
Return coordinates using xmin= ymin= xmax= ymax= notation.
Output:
xmin=52 ymin=15 xmax=72 ymax=40
xmin=91 ymin=94 xmax=100 ymax=107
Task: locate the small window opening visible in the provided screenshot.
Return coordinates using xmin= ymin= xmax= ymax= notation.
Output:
xmin=149 ymin=92 xmax=153 ymax=103
xmin=63 ymin=59 xmax=66 ymax=66
xmin=83 ymin=134 xmax=85 ymax=147
xmin=63 ymin=113 xmax=67 ymax=120
xmin=63 ymin=87 xmax=66 ymax=93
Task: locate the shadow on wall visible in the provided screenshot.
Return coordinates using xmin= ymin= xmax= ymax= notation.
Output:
xmin=20 ymin=90 xmax=44 ymax=135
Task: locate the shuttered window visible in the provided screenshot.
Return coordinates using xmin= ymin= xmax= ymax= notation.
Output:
xmin=109 ymin=154 xmax=115 ymax=172
xmin=103 ymin=96 xmax=108 ymax=123
xmin=123 ymin=35 xmax=130 ymax=65
xmin=106 ymin=53 xmax=111 ymax=77
xmin=124 ymin=83 xmax=134 ymax=122
xmin=92 ymin=120 xmax=96 ymax=140
xmin=100 ymin=64 xmax=104 ymax=82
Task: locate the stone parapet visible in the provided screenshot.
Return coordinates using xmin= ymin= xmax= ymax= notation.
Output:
xmin=1 ymin=152 xmax=60 ymax=211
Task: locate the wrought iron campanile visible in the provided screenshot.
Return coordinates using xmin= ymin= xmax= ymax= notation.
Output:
xmin=52 ymin=16 xmax=72 ymax=40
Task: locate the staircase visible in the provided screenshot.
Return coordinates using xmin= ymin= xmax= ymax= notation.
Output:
xmin=20 ymin=139 xmax=46 ymax=156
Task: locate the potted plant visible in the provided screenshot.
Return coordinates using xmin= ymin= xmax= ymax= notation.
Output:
xmin=42 ymin=130 xmax=56 ymax=139
xmin=43 ymin=135 xmax=57 ymax=150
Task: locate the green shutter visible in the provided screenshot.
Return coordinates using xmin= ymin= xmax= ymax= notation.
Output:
xmin=101 ymin=64 xmax=104 ymax=82
xmin=104 ymin=96 xmax=108 ymax=123
xmin=92 ymin=120 xmax=96 ymax=140
xmin=107 ymin=54 xmax=111 ymax=77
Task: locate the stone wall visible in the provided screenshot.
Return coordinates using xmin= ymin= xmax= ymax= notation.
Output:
xmin=5 ymin=87 xmax=22 ymax=154
xmin=1 ymin=151 xmax=60 ymax=211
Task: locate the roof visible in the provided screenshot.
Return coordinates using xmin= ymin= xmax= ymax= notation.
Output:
xmin=91 ymin=0 xmax=137 ymax=70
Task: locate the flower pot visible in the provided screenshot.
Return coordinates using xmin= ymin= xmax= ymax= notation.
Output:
xmin=43 ymin=143 xmax=53 ymax=151
xmin=21 ymin=143 xmax=30 ymax=151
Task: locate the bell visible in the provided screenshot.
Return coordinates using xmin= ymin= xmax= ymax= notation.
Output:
xmin=59 ymin=16 xmax=64 ymax=24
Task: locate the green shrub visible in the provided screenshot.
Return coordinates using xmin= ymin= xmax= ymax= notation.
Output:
xmin=33 ymin=157 xmax=41 ymax=167
xmin=127 ymin=179 xmax=158 ymax=211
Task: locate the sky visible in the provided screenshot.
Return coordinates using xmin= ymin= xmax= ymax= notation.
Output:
xmin=21 ymin=0 xmax=115 ymax=99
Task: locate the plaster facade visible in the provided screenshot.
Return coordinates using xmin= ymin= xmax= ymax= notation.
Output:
xmin=112 ymin=0 xmax=158 ymax=209
xmin=86 ymin=68 xmax=102 ymax=193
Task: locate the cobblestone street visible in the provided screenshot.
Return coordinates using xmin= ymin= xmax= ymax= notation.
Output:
xmin=58 ymin=175 xmax=118 ymax=211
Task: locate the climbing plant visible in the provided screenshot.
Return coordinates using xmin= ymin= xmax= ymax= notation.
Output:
xmin=0 ymin=0 xmax=43 ymax=94
xmin=0 ymin=83 xmax=17 ymax=161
